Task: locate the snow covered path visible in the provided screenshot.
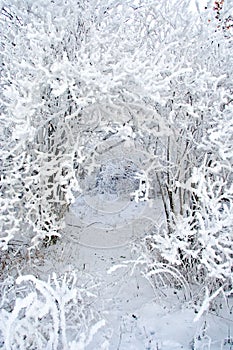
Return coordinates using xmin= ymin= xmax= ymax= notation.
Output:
xmin=61 ymin=197 xmax=200 ymax=350
xmin=31 ymin=196 xmax=232 ymax=349
xmin=64 ymin=197 xmax=164 ymax=349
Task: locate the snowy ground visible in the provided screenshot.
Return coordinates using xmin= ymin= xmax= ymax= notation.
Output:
xmin=28 ymin=192 xmax=233 ymax=350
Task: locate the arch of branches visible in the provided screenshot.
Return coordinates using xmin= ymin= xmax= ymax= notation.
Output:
xmin=16 ymin=101 xmax=174 ymax=247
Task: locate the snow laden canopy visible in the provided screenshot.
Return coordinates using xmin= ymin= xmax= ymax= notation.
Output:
xmin=0 ymin=0 xmax=233 ymax=299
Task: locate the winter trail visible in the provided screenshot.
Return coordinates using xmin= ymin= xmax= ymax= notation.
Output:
xmin=62 ymin=197 xmax=188 ymax=349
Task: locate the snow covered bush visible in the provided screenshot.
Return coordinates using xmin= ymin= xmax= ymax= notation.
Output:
xmin=125 ymin=0 xmax=233 ymax=312
xmin=0 ymin=272 xmax=107 ymax=349
xmin=0 ymin=0 xmax=87 ymax=248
